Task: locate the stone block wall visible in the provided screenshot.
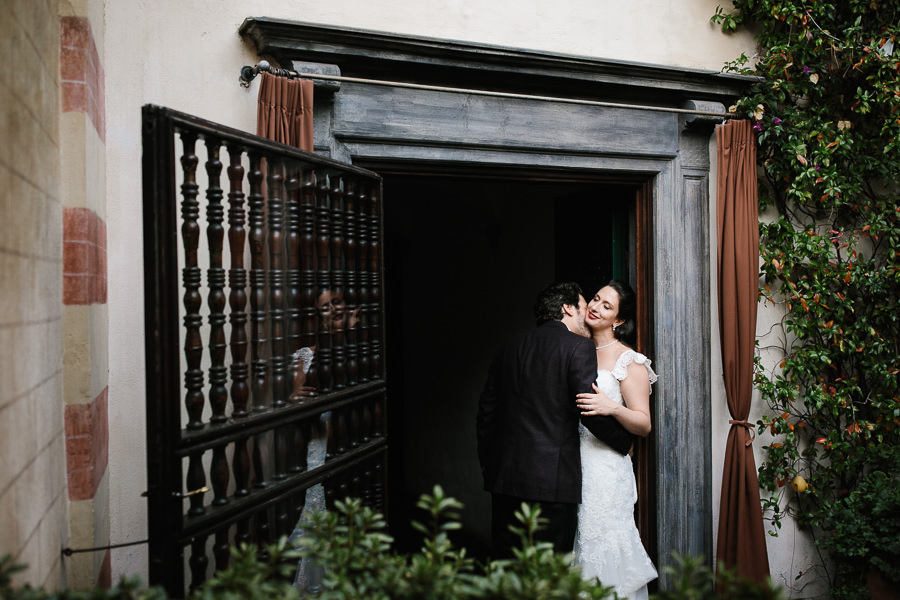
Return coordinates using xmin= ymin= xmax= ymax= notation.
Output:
xmin=0 ymin=0 xmax=110 ymax=590
xmin=59 ymin=5 xmax=111 ymax=590
xmin=0 ymin=0 xmax=68 ymax=589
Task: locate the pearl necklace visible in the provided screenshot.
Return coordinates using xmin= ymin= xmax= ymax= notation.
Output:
xmin=596 ymin=340 xmax=618 ymax=350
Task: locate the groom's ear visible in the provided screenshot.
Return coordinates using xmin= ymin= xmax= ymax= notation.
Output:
xmin=561 ymin=303 xmax=575 ymax=317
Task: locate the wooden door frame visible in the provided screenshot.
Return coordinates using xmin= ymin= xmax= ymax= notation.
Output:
xmin=634 ymin=179 xmax=657 ymax=568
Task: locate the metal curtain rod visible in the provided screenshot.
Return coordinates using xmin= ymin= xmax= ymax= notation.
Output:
xmin=239 ymin=61 xmax=732 ymax=119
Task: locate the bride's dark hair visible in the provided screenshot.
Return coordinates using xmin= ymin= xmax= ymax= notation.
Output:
xmin=607 ymin=279 xmax=637 ymax=346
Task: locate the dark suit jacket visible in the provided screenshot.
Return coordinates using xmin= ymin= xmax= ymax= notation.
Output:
xmin=476 ymin=320 xmax=634 ymax=504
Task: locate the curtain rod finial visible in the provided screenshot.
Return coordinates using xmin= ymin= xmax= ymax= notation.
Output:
xmin=239 ymin=65 xmax=258 ymax=88
xmin=240 ymin=61 xmax=274 ymax=88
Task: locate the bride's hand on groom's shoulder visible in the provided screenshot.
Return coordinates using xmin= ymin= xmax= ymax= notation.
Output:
xmin=576 ymin=384 xmax=618 ymax=416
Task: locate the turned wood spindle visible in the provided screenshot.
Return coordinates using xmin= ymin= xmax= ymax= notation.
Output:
xmin=179 ymin=132 xmax=205 ymax=430
xmin=232 ymin=435 xmax=251 ymax=497
xmin=315 ymin=173 xmax=333 ymax=392
xmin=298 ymin=171 xmax=318 ymax=393
xmin=248 ymin=154 xmax=269 ymax=413
xmin=213 ymin=527 xmax=231 ymax=574
xmin=343 ymin=178 xmax=359 ymax=386
xmin=356 ymin=182 xmax=370 ymax=383
xmin=226 ymin=145 xmax=249 ymax=418
xmin=186 ymin=450 xmax=206 ymax=516
xmin=285 ymin=165 xmax=302 ymax=367
xmin=368 ymin=183 xmax=383 ymax=380
xmin=210 ymin=444 xmax=229 ymax=507
xmin=205 ymin=139 xmax=228 ymax=424
xmin=329 ymin=176 xmax=347 ymax=390
xmin=189 ymin=535 xmax=209 ymax=592
xmin=265 ymin=158 xmax=289 ymax=482
xmin=267 ymin=158 xmax=287 ymax=409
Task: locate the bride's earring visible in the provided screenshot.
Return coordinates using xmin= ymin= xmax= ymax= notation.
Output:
xmin=612 ymin=323 xmax=618 ymax=331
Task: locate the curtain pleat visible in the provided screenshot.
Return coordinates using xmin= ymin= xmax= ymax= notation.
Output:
xmin=256 ymin=71 xmax=314 ymax=151
xmin=714 ymin=119 xmax=770 ymax=582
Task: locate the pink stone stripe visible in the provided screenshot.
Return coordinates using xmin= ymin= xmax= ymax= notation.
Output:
xmin=65 ymin=387 xmax=109 ymax=502
xmin=60 ymin=16 xmax=105 ymax=142
xmin=63 ymin=207 xmax=107 ymax=305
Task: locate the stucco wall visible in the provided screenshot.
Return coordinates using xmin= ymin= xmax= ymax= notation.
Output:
xmin=105 ymin=0 xmax=771 ymax=586
xmin=0 ymin=0 xmax=68 ymax=589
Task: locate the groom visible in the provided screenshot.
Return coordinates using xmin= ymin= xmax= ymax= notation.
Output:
xmin=476 ymin=281 xmax=634 ymax=558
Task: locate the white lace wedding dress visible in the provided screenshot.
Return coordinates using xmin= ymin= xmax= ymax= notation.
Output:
xmin=292 ymin=411 xmax=329 ymax=593
xmin=574 ymin=350 xmax=658 ymax=599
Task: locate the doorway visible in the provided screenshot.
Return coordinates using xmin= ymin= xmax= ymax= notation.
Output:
xmin=382 ymin=171 xmax=651 ymax=562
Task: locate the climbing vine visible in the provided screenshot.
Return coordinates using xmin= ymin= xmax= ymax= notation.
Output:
xmin=712 ymin=1 xmax=900 ymax=597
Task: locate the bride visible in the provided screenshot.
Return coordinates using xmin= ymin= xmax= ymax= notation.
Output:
xmin=574 ymin=280 xmax=658 ymax=599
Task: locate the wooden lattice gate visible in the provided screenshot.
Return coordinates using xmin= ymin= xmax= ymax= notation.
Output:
xmin=141 ymin=105 xmax=387 ymax=596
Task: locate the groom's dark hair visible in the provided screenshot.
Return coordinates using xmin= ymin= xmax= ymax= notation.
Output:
xmin=533 ymin=282 xmax=583 ymax=326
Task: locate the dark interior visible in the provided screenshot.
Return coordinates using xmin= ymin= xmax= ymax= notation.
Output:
xmin=382 ymin=172 xmax=637 ymax=559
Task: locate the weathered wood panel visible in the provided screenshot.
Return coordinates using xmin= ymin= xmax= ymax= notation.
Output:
xmin=332 ymin=83 xmax=680 ymax=157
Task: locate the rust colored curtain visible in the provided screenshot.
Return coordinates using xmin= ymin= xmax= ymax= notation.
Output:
xmin=714 ymin=119 xmax=770 ymax=582
xmin=256 ymin=71 xmax=314 ymax=151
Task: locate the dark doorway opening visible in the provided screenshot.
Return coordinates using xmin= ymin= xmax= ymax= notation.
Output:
xmin=382 ymin=171 xmax=653 ymax=562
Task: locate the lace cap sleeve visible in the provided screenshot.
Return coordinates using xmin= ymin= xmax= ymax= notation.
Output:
xmin=291 ymin=347 xmax=315 ymax=374
xmin=610 ymin=349 xmax=658 ymax=391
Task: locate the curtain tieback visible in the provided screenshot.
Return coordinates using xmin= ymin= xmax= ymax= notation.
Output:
xmin=729 ymin=419 xmax=755 ymax=447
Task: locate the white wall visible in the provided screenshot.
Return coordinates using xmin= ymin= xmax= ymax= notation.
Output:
xmin=104 ymin=0 xmax=758 ymax=582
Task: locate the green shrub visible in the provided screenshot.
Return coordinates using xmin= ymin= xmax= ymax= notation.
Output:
xmin=818 ymin=465 xmax=900 ymax=599
xmin=1 ymin=487 xmax=782 ymax=600
xmin=293 ymin=486 xmax=617 ymax=599
xmin=281 ymin=486 xmax=780 ymax=599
